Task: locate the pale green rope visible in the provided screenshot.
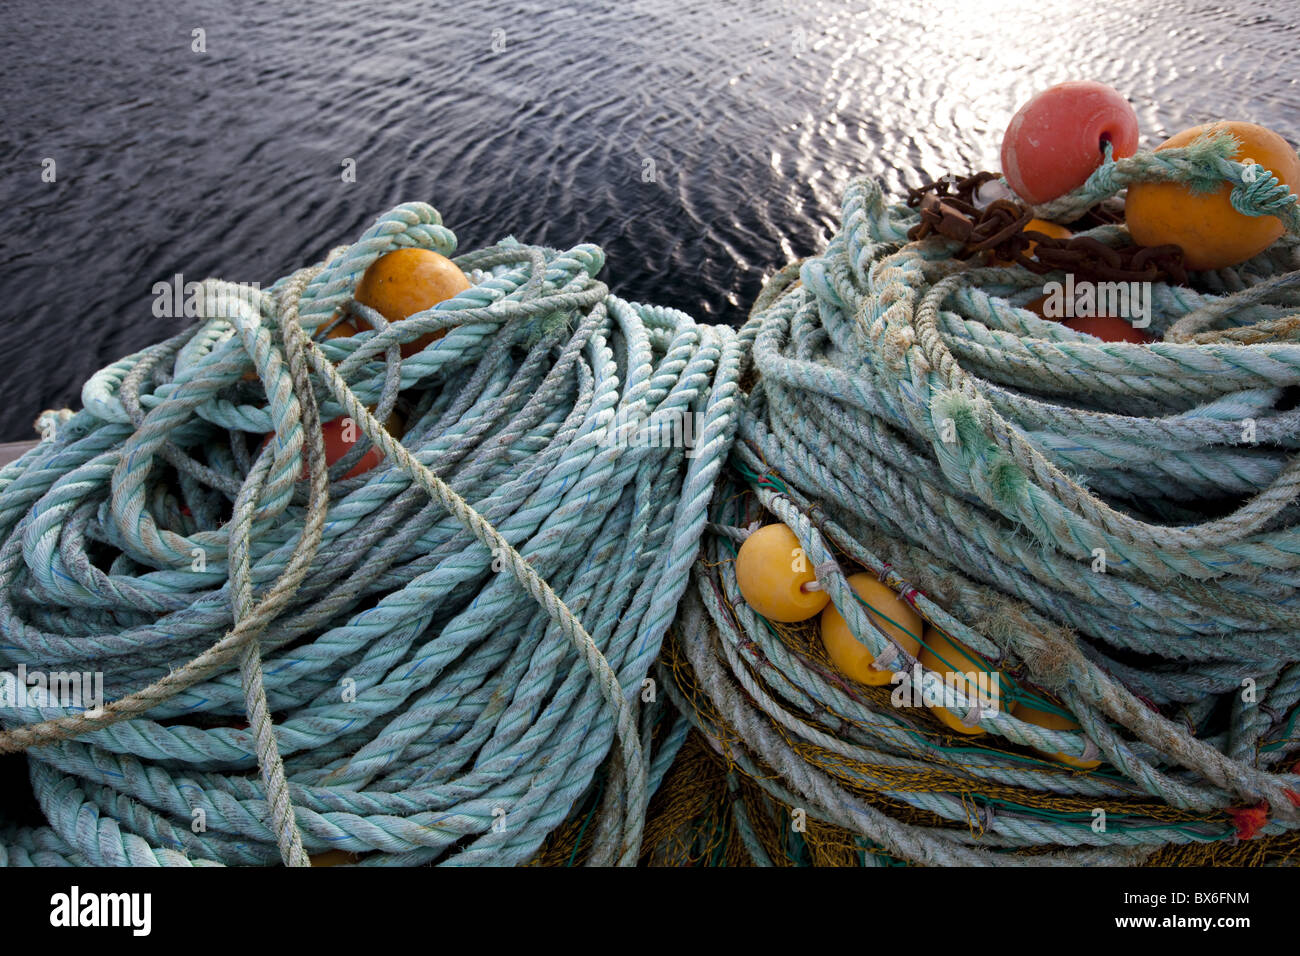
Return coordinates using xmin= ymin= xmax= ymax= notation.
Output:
xmin=669 ymin=140 xmax=1300 ymax=864
xmin=0 ymin=202 xmax=740 ymax=866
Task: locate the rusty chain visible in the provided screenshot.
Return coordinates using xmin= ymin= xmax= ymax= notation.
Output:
xmin=906 ymin=171 xmax=1188 ymax=285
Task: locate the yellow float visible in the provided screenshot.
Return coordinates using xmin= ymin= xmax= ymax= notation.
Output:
xmin=734 ymin=523 xmax=830 ymax=622
xmin=355 ymin=247 xmax=471 ymax=356
xmin=818 ymin=572 xmax=921 ymax=686
xmin=992 ymin=218 xmax=1071 ymax=265
xmin=917 ymin=627 xmax=1001 ymax=736
xmin=1012 ymin=699 xmax=1101 ymax=770
xmin=1126 ymin=121 xmax=1300 ymax=270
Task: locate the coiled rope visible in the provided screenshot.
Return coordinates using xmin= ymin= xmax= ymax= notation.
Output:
xmin=658 ymin=134 xmax=1300 ymax=865
xmin=0 ymin=202 xmax=743 ymax=866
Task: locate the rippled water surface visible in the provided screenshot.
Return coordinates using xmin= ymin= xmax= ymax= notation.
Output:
xmin=1 ymin=0 xmax=1296 ymax=437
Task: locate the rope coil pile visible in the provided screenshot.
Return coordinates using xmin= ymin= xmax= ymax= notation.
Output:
xmin=658 ymin=136 xmax=1300 ymax=865
xmin=0 ymin=202 xmax=742 ymax=866
xmin=3 ymin=132 xmax=1300 ymax=868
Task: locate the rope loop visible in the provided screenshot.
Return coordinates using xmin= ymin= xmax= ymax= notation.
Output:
xmin=0 ymin=203 xmax=743 ymax=867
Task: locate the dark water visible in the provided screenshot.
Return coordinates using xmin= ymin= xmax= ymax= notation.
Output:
xmin=1 ymin=0 xmax=1297 ymax=439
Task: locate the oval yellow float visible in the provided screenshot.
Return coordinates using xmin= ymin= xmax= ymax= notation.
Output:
xmin=1126 ymin=121 xmax=1300 ymax=270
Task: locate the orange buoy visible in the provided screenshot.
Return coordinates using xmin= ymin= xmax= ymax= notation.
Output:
xmin=1001 ymin=81 xmax=1140 ymax=204
xmin=1062 ymin=314 xmax=1153 ymax=343
xmin=734 ymin=523 xmax=830 ymax=623
xmin=323 ymin=318 xmax=359 ymax=340
xmin=1022 ymin=293 xmax=1051 ymax=318
xmin=1012 ymin=699 xmax=1101 ymax=770
xmin=321 ymin=416 xmax=381 ymax=479
xmin=355 ymin=248 xmax=470 ymax=357
xmin=819 ymin=572 xmax=922 ymax=686
xmin=262 ymin=410 xmax=404 ymax=481
xmin=917 ymin=627 xmax=1001 ymax=736
xmin=1126 ymin=121 xmax=1300 ymax=270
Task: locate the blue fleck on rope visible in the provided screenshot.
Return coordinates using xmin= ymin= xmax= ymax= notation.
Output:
xmin=665 ymin=140 xmax=1300 ymax=865
xmin=0 ymin=201 xmax=743 ymax=866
